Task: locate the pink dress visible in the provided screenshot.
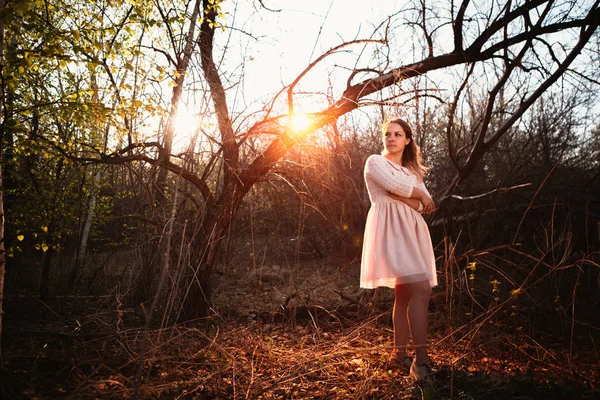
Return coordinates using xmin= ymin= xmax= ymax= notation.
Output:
xmin=360 ymin=155 xmax=437 ymax=289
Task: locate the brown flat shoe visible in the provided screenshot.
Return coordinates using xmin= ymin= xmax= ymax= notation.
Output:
xmin=388 ymin=353 xmax=413 ymax=372
xmin=410 ymin=360 xmax=433 ymax=380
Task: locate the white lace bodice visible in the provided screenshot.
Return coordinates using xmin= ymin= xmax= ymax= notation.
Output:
xmin=364 ymin=154 xmax=431 ymax=204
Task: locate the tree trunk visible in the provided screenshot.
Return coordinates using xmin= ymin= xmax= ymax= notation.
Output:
xmin=39 ymin=158 xmax=63 ymax=300
xmin=0 ymin=0 xmax=6 ymax=359
xmin=181 ymin=184 xmax=246 ymax=320
xmin=68 ymin=171 xmax=98 ymax=291
xmin=135 ymin=0 xmax=203 ymax=308
xmin=155 ymin=0 xmax=202 ymax=200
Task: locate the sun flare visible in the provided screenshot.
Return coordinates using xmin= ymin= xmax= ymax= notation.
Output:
xmin=172 ymin=110 xmax=198 ymax=139
xmin=288 ymin=114 xmax=312 ymax=134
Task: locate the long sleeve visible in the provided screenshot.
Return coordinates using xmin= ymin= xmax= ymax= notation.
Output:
xmin=416 ymin=180 xmax=431 ymax=199
xmin=364 ymin=155 xmax=414 ymax=198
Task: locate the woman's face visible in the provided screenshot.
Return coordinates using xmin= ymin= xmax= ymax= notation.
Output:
xmin=383 ymin=122 xmax=411 ymax=156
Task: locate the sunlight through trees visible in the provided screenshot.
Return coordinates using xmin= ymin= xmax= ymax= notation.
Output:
xmin=1 ymin=1 xmax=599 ymax=396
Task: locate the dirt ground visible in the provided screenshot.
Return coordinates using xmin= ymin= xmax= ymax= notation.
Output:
xmin=2 ymin=257 xmax=599 ymax=399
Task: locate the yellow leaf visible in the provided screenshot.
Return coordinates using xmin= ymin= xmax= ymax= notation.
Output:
xmin=17 ymin=234 xmax=24 ymax=241
xmin=42 ymin=244 xmax=49 ymax=252
xmin=41 ymin=226 xmax=48 ymax=233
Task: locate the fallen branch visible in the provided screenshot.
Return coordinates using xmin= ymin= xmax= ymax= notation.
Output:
xmin=450 ymin=183 xmax=532 ymax=201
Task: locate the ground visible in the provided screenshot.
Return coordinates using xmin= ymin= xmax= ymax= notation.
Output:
xmin=1 ymin=258 xmax=598 ymax=399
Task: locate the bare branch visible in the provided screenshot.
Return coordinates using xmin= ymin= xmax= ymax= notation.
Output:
xmin=447 ymin=63 xmax=475 ymax=169
xmin=286 ymin=38 xmax=387 ymax=115
xmin=566 ymin=67 xmax=600 ymax=86
xmin=360 ymin=90 xmax=446 ymax=108
xmin=485 ymin=21 xmax=599 ymax=150
xmin=481 ymin=13 xmax=600 ymax=58
xmin=450 ymin=183 xmax=532 ymax=201
xmin=154 ymin=0 xmax=180 ymax=63
xmin=112 ymin=141 xmax=163 ymax=156
xmin=257 ymin=0 xmax=281 ymax=12
xmin=467 ymin=0 xmax=547 ymax=53
xmin=141 ymin=44 xmax=178 ymax=67
xmin=345 ymin=68 xmax=384 ymax=88
xmin=85 ymin=153 xmax=213 ymax=203
xmin=419 ymin=0 xmax=434 ymax=58
xmin=453 ymin=0 xmax=470 ymax=52
xmin=470 ymin=37 xmax=534 ymax=159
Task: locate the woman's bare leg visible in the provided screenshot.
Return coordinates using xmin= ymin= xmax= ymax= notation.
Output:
xmin=393 ymin=284 xmax=411 ymax=357
xmin=406 ymin=280 xmax=431 ymax=364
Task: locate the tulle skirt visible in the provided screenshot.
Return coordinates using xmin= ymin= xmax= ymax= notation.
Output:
xmin=360 ymin=201 xmax=437 ymax=289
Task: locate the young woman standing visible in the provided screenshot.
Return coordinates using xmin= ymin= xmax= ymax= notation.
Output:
xmin=360 ymin=117 xmax=437 ymax=380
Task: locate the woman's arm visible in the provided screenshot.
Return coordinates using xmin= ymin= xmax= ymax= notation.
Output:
xmin=411 ymin=186 xmax=435 ymax=213
xmin=388 ymin=193 xmax=422 ymax=212
xmin=364 ymin=155 xmax=415 ymax=198
xmin=365 ymin=155 xmax=435 ymax=212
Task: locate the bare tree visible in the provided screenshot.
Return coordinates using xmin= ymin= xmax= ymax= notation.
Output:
xmin=17 ymin=0 xmax=600 ymax=319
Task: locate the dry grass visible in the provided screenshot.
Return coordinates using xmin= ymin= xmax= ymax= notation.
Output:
xmin=4 ymin=310 xmax=597 ymax=399
xmin=3 ymin=257 xmax=599 ymax=399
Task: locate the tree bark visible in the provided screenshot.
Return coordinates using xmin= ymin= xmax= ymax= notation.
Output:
xmin=177 ymin=0 xmax=243 ymax=320
xmin=182 ymin=181 xmax=247 ymax=320
xmin=0 ymin=0 xmax=6 ymax=359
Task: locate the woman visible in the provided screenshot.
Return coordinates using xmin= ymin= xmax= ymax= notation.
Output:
xmin=360 ymin=117 xmax=437 ymax=380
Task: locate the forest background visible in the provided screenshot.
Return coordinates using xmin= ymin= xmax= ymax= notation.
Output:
xmin=0 ymin=0 xmax=599 ymax=398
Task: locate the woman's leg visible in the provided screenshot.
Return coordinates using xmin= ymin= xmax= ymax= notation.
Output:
xmin=406 ymin=280 xmax=432 ymax=364
xmin=393 ymin=284 xmax=411 ymax=357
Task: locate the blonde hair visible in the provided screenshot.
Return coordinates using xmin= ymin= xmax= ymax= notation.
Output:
xmin=382 ymin=118 xmax=429 ymax=182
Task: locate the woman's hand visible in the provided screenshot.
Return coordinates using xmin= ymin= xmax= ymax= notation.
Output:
xmin=410 ymin=187 xmax=435 ymax=214
xmin=390 ymin=187 xmax=435 ymax=214
xmin=420 ymin=194 xmax=435 ymax=214
xmin=388 ymin=192 xmax=422 ymax=212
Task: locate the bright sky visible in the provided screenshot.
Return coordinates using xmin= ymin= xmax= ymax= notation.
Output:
xmin=175 ymin=0 xmax=413 ymax=144
xmin=238 ymin=2 xmax=400 ymax=81
xmin=206 ymin=0 xmax=422 ymax=117
xmin=170 ymin=0 xmax=599 ymax=147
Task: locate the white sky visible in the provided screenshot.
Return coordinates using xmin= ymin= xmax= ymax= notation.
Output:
xmin=237 ymin=1 xmax=400 ymax=81
xmin=175 ymin=0 xmax=413 ymax=144
xmin=218 ymin=0 xmax=414 ymax=113
xmin=169 ymin=0 xmax=599 ymax=147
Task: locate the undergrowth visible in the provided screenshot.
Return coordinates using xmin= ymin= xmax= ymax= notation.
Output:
xmin=2 ymin=257 xmax=598 ymax=399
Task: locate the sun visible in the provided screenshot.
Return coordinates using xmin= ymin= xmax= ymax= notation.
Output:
xmin=288 ymin=113 xmax=313 ymax=135
xmin=172 ymin=109 xmax=198 ymax=139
